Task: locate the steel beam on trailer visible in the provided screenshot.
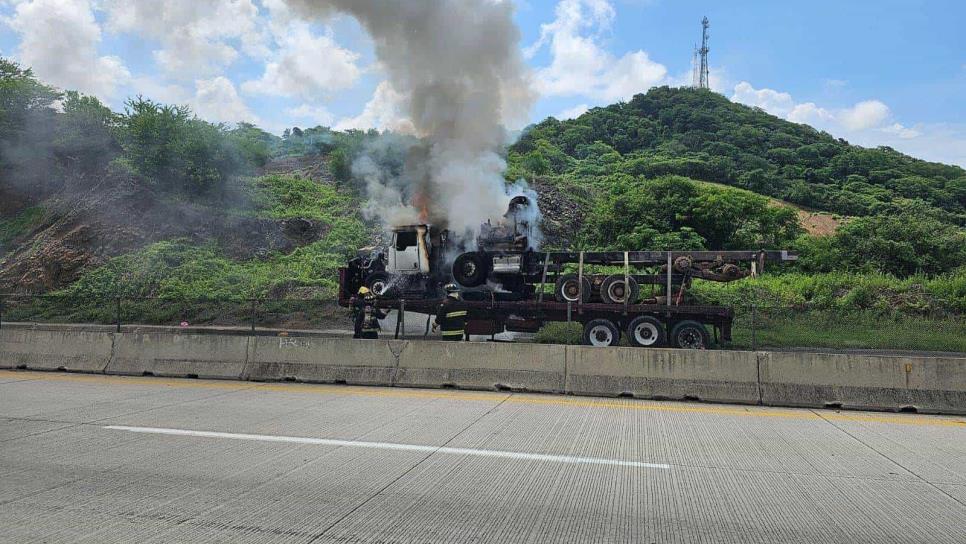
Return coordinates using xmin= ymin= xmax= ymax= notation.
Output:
xmin=535 ymin=250 xmax=795 ymax=266
xmin=623 ymin=251 xmax=630 ymax=315
xmin=577 ymin=252 xmax=584 ymax=313
xmin=538 ymin=252 xmax=550 ymax=303
xmin=666 ymin=253 xmax=672 ymax=307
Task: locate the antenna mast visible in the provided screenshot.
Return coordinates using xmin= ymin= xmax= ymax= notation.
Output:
xmin=697 ymin=17 xmax=710 ymax=89
xmin=691 ymin=46 xmax=700 ymax=88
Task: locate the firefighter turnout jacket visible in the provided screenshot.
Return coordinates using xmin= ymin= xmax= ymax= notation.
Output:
xmin=435 ymin=297 xmax=468 ymax=341
xmin=352 ymin=296 xmax=387 ymax=339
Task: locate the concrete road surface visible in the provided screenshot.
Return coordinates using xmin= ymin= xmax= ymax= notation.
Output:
xmin=1 ymin=369 xmax=965 ymax=543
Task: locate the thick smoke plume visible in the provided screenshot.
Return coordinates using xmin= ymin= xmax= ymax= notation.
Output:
xmin=284 ymin=0 xmax=536 ymax=242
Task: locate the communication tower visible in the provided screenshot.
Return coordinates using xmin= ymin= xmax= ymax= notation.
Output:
xmin=692 ymin=17 xmax=710 ymax=89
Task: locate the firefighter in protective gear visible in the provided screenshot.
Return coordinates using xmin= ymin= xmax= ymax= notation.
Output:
xmin=352 ymin=286 xmax=387 ymax=339
xmin=433 ymin=284 xmax=468 ymax=341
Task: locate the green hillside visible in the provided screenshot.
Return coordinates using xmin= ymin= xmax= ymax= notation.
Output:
xmin=507 ymin=87 xmax=966 ymax=280
xmin=2 ymin=60 xmax=965 ymax=345
xmin=510 ymin=87 xmax=965 ymax=223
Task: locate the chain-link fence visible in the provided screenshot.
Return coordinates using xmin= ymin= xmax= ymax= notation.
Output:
xmin=0 ymin=294 xmax=346 ymax=333
xmin=1 ymin=293 xmax=963 ymax=353
xmin=730 ymin=305 xmax=966 ymax=353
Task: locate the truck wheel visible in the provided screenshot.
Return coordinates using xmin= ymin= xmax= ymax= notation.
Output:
xmin=627 ymin=316 xmax=666 ymax=347
xmin=365 ymin=272 xmax=398 ymax=298
xmin=600 ymin=275 xmax=640 ymax=305
xmin=554 ymin=274 xmax=592 ymax=303
xmin=453 ymin=252 xmax=489 ymax=287
xmin=670 ymin=320 xmax=710 ymax=349
xmin=583 ymin=319 xmax=620 ymax=347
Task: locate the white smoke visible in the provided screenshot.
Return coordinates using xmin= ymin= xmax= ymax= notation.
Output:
xmin=283 ymin=0 xmax=537 ymax=241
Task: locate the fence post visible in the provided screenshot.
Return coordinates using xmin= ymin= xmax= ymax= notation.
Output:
xmin=751 ymin=304 xmax=757 ymax=351
xmin=250 ymin=299 xmax=257 ymax=333
xmin=0 ymin=294 xmax=4 ymax=330
xmin=115 ymin=296 xmax=122 ymax=333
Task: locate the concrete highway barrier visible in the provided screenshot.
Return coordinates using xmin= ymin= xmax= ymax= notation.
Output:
xmin=759 ymin=351 xmax=966 ymax=413
xmin=1 ymin=324 xmax=964 ymax=413
xmin=106 ymin=332 xmax=249 ymax=380
xmin=0 ymin=327 xmax=113 ymax=372
xmin=396 ymin=341 xmax=566 ymax=392
xmin=244 ymin=336 xmax=400 ymax=385
xmin=566 ymin=346 xmax=760 ymax=404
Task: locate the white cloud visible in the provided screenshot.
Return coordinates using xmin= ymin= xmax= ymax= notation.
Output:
xmin=103 ymin=0 xmax=263 ymax=79
xmin=882 ymin=123 xmax=921 ymax=140
xmin=528 ymin=0 xmax=668 ymax=103
xmin=191 ymin=77 xmax=257 ymax=125
xmin=285 ymin=104 xmax=336 ymax=127
xmin=731 ymin=81 xmax=796 ymax=117
xmin=335 ymin=81 xmax=414 ymax=133
xmin=731 ymin=81 xmax=966 ymax=167
xmin=557 ymin=103 xmax=590 ymax=120
xmin=732 ymin=81 xmax=897 ymax=136
xmin=839 ymin=100 xmax=890 ymax=131
xmin=242 ymin=22 xmax=362 ymax=99
xmin=824 ymin=78 xmax=848 ymax=89
xmin=5 ymin=0 xmax=130 ymax=100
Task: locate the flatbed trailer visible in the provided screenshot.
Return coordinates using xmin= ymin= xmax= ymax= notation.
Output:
xmin=338 ymin=268 xmax=735 ymax=349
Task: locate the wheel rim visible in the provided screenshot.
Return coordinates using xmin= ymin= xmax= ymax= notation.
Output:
xmin=588 ymin=325 xmax=614 ymax=346
xmin=370 ymin=280 xmax=388 ymax=295
xmin=561 ymin=280 xmax=581 ymax=302
xmin=607 ymin=281 xmax=626 ymax=303
xmin=677 ymin=328 xmax=704 ymax=349
xmin=633 ymin=322 xmax=659 ymax=346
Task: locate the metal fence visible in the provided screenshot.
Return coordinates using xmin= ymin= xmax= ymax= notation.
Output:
xmin=1 ymin=293 xmax=963 ymax=353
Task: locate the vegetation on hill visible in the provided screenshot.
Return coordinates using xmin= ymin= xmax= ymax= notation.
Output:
xmin=2 ymin=59 xmax=966 ymax=349
xmin=507 ymin=86 xmax=966 ymax=288
xmin=510 ymin=87 xmax=965 ymax=223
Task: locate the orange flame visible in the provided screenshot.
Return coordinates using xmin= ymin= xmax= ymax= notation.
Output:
xmin=412 ymin=192 xmax=430 ymax=224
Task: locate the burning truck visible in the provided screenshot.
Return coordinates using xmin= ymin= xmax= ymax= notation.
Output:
xmin=340 ymin=196 xmax=796 ymax=348
xmin=344 ymin=195 xmax=794 ymax=304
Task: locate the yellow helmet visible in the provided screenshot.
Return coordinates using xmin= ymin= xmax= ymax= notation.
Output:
xmin=358 ymin=286 xmax=371 ymax=295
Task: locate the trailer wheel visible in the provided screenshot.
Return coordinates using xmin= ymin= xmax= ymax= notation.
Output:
xmin=583 ymin=319 xmax=620 ymax=347
xmin=600 ymin=275 xmax=640 ymax=305
xmin=453 ymin=252 xmax=489 ymax=287
xmin=365 ymin=272 xmax=398 ymax=298
xmin=554 ymin=274 xmax=592 ymax=303
xmin=670 ymin=320 xmax=710 ymax=349
xmin=627 ymin=316 xmax=666 ymax=347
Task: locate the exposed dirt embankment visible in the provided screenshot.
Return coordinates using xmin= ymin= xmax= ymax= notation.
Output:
xmin=0 ymin=161 xmax=334 ymax=294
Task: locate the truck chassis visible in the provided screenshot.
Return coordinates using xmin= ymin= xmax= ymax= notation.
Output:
xmin=339 ymin=266 xmax=738 ymax=349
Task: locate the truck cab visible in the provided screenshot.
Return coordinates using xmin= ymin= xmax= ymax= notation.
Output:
xmin=342 ymin=224 xmax=450 ymax=299
xmin=387 ymin=226 xmax=431 ymax=275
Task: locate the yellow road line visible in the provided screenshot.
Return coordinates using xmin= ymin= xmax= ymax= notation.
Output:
xmin=2 ymin=370 xmax=963 ymax=428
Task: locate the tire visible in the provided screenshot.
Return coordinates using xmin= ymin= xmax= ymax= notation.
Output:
xmin=670 ymin=320 xmax=710 ymax=349
xmin=582 ymin=319 xmax=620 ymax=347
xmin=554 ymin=274 xmax=592 ymax=303
xmin=453 ymin=252 xmax=489 ymax=287
xmin=365 ymin=272 xmax=398 ymax=298
xmin=627 ymin=316 xmax=666 ymax=347
xmin=673 ymin=255 xmax=694 ymax=273
xmin=600 ymin=275 xmax=640 ymax=305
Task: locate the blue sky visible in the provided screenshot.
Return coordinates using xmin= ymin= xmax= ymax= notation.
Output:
xmin=1 ymin=0 xmax=964 ymax=165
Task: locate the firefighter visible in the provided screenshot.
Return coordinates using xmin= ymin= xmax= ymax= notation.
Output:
xmin=352 ymin=287 xmax=386 ymax=339
xmin=433 ymin=284 xmax=468 ymax=341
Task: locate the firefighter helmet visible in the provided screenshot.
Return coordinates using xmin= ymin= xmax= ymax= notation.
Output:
xmin=358 ymin=286 xmax=371 ymax=295
xmin=443 ymin=283 xmax=460 ymax=299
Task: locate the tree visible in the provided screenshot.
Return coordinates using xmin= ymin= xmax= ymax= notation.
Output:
xmin=0 ymin=58 xmax=60 ymax=138
xmin=55 ymin=91 xmax=121 ymax=173
xmin=120 ymin=97 xmax=244 ymax=195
